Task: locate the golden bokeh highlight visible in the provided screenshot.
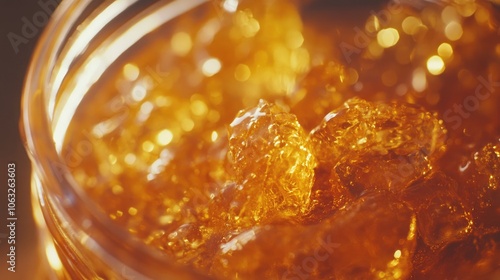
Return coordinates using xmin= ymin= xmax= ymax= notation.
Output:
xmin=156 ymin=129 xmax=174 ymax=146
xmin=171 ymin=32 xmax=192 ymax=56
xmin=401 ymin=16 xmax=422 ymax=35
xmin=426 ymin=55 xmax=446 ymax=75
xmin=412 ymin=68 xmax=427 ymax=92
xmin=142 ymin=140 xmax=155 ymax=153
xmin=437 ymin=43 xmax=454 ymax=59
xmin=123 ymin=63 xmax=139 ymax=81
xmin=202 ymin=58 xmax=222 ymax=76
xmin=377 ymin=28 xmax=400 ymax=48
xmin=234 ymin=64 xmax=251 ymax=81
xmin=444 ymin=21 xmax=463 ymax=41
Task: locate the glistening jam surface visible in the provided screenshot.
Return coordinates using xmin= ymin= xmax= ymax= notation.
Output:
xmin=63 ymin=0 xmax=500 ymax=279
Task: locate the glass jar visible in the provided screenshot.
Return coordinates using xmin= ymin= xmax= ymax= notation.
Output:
xmin=20 ymin=0 xmax=216 ymax=278
xmin=21 ymin=0 xmax=500 ymax=279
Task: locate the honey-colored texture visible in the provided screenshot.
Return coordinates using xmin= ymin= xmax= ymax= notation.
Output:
xmin=224 ymin=99 xmax=316 ymax=226
xmin=62 ymin=0 xmax=500 ymax=278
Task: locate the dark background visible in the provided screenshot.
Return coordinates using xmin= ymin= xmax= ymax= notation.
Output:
xmin=0 ymin=0 xmax=61 ymax=279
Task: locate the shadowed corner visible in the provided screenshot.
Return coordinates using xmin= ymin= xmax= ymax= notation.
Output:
xmin=5 ymin=0 xmax=61 ymax=55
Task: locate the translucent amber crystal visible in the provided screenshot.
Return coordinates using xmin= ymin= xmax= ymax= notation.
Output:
xmin=210 ymin=192 xmax=416 ymax=280
xmin=156 ymin=99 xmax=318 ymax=268
xmin=335 ymin=151 xmax=430 ymax=196
xmin=310 ymin=98 xmax=446 ymax=194
xmin=222 ymin=99 xmax=316 ymax=227
xmin=311 ymin=98 xmax=446 ymax=164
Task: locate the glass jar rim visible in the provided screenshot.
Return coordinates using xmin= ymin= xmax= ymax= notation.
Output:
xmin=21 ymin=0 xmax=212 ymax=278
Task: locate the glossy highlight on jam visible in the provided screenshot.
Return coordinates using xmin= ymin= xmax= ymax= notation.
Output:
xmin=63 ymin=0 xmax=500 ymax=279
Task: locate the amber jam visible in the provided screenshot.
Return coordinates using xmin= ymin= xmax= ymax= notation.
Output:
xmin=63 ymin=0 xmax=499 ymax=279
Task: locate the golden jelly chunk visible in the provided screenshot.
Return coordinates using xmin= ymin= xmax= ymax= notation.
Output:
xmin=309 ymin=98 xmax=446 ymax=196
xmin=210 ymin=192 xmax=416 ymax=279
xmin=334 ymin=151 xmax=430 ymax=195
xmin=310 ymin=98 xmax=446 ymax=166
xmin=224 ymin=99 xmax=316 ymax=226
